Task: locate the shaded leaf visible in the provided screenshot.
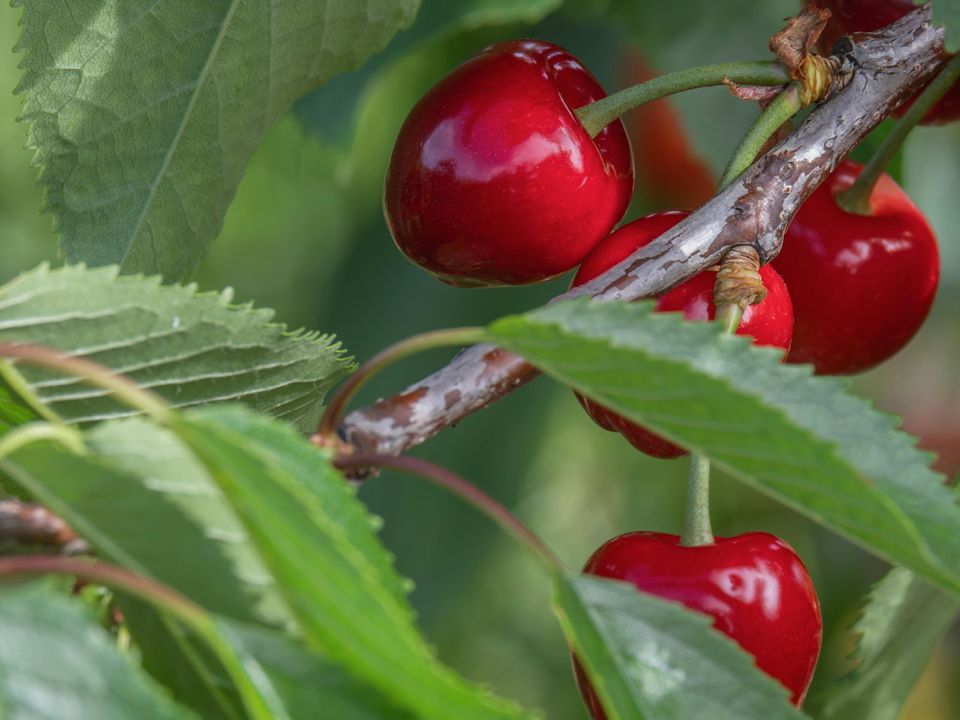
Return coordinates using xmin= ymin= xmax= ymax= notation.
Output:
xmin=815 ymin=567 xmax=960 ymax=720
xmin=0 ymin=582 xmax=195 ymax=720
xmin=175 ymin=404 xmax=534 ymax=720
xmin=0 ymin=264 xmax=353 ymax=428
xmin=486 ymin=300 xmax=960 ymax=593
xmin=1 ymin=419 xmax=288 ymax=625
xmin=15 ymin=0 xmax=419 ymax=280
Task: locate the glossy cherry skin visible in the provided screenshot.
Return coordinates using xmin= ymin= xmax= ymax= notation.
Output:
xmin=384 ymin=40 xmax=634 ymax=287
xmin=775 ymin=160 xmax=939 ymax=375
xmin=574 ymin=532 xmax=822 ymax=717
xmin=811 ymin=0 xmax=960 ymax=124
xmin=571 ymin=211 xmax=794 ymax=459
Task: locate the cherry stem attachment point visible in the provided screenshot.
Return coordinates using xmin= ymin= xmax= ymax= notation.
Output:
xmin=575 ymin=60 xmax=790 ymax=138
xmin=335 ymin=453 xmax=561 ymax=572
xmin=315 ymin=328 xmax=486 ymax=440
xmin=0 ymin=342 xmax=170 ymax=422
xmin=837 ymin=53 xmax=960 ymax=216
xmin=718 ymin=82 xmax=803 ymax=190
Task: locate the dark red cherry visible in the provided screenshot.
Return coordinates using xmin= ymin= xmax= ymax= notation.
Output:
xmin=811 ymin=0 xmax=960 ymax=124
xmin=571 ymin=211 xmax=794 ymax=459
xmin=383 ymin=40 xmax=634 ymax=287
xmin=574 ymin=532 xmax=823 ymax=717
xmin=775 ymin=160 xmax=939 ymax=375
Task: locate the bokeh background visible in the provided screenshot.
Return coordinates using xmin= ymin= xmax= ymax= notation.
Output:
xmin=2 ymin=2 xmax=958 ymax=717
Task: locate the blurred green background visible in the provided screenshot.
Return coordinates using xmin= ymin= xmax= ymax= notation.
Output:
xmin=2 ymin=2 xmax=958 ymax=718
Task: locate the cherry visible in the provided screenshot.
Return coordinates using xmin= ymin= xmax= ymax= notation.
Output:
xmin=810 ymin=0 xmax=960 ymax=124
xmin=574 ymin=531 xmax=822 ymax=717
xmin=383 ymin=40 xmax=633 ymax=287
xmin=571 ymin=211 xmax=794 ymax=459
xmin=775 ymin=160 xmax=939 ymax=375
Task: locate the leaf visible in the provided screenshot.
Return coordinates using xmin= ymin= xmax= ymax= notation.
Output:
xmin=929 ymin=0 xmax=960 ymax=52
xmin=0 ymin=264 xmax=353 ymax=428
xmin=814 ymin=567 xmax=960 ymax=720
xmin=301 ymin=0 xmax=563 ymax=140
xmin=121 ymin=597 xmax=243 ymax=720
xmin=14 ymin=0 xmax=419 ymax=281
xmin=486 ymin=300 xmax=960 ymax=594
xmin=0 ymin=582 xmax=196 ymax=720
xmin=218 ymin=620 xmax=415 ymax=720
xmin=0 ymin=378 xmax=36 ymax=433
xmin=174 ymin=404 xmax=534 ymax=720
xmin=554 ymin=573 xmax=805 ymax=720
xmin=1 ymin=418 xmax=289 ymax=626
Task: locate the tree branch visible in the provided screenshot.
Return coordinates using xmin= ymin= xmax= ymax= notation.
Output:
xmin=341 ymin=6 xmax=947 ymax=458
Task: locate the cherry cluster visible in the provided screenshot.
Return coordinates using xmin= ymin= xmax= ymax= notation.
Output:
xmin=381 ymin=2 xmax=944 ymax=712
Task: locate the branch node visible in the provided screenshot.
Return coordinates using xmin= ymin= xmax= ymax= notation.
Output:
xmin=714 ymin=246 xmax=766 ymax=309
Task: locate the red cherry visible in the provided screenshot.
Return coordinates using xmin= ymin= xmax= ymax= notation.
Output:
xmin=574 ymin=532 xmax=822 ymax=717
xmin=571 ymin=211 xmax=794 ymax=459
xmin=775 ymin=160 xmax=939 ymax=375
xmin=383 ymin=40 xmax=634 ymax=287
xmin=810 ymin=0 xmax=960 ymax=124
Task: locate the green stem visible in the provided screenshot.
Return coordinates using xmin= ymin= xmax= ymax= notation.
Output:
xmin=0 ymin=422 xmax=85 ymax=461
xmin=0 ymin=343 xmax=170 ymax=423
xmin=315 ymin=327 xmax=485 ymax=439
xmin=680 ymin=454 xmax=714 ymax=547
xmin=336 ymin=453 xmax=562 ymax=572
xmin=679 ymin=303 xmax=745 ymax=547
xmin=715 ymin=303 xmax=745 ymax=335
xmin=575 ymin=60 xmax=790 ymax=138
xmin=838 ymin=53 xmax=960 ymax=215
xmin=718 ymin=83 xmax=803 ymax=190
xmin=0 ymin=556 xmax=275 ymax=720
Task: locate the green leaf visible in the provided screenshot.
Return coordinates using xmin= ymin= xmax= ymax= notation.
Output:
xmin=0 ymin=264 xmax=354 ymax=428
xmin=218 ymin=620 xmax=414 ymax=720
xmin=14 ymin=0 xmax=419 ymax=281
xmin=815 ymin=567 xmax=960 ymax=720
xmin=124 ymin=598 xmax=414 ymax=720
xmin=0 ymin=582 xmax=196 ymax=720
xmin=929 ymin=0 xmax=960 ymax=52
xmin=121 ymin=598 xmax=243 ymax=720
xmin=0 ymin=379 xmax=36 ymax=433
xmin=174 ymin=405 xmax=534 ymax=720
xmin=554 ymin=573 xmax=805 ymax=720
xmin=486 ymin=300 xmax=960 ymax=594
xmin=1 ymin=419 xmax=289 ymax=625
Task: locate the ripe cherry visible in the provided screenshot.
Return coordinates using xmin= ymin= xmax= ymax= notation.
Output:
xmin=811 ymin=0 xmax=960 ymax=124
xmin=775 ymin=160 xmax=939 ymax=375
xmin=574 ymin=531 xmax=822 ymax=717
xmin=571 ymin=211 xmax=794 ymax=459
xmin=384 ymin=40 xmax=633 ymax=287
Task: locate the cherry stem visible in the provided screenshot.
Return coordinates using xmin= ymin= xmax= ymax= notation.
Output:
xmin=335 ymin=453 xmax=562 ymax=572
xmin=0 ymin=342 xmax=170 ymax=422
xmin=718 ymin=82 xmax=803 ymax=190
xmin=680 ymin=454 xmax=714 ymax=547
xmin=837 ymin=53 xmax=960 ymax=216
xmin=315 ymin=328 xmax=486 ymax=439
xmin=679 ymin=303 xmax=743 ymax=548
xmin=574 ymin=60 xmax=791 ymax=138
xmin=0 ymin=556 xmax=274 ymax=720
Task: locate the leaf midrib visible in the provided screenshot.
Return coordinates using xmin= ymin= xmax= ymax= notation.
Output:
xmin=122 ymin=0 xmax=242 ymax=267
